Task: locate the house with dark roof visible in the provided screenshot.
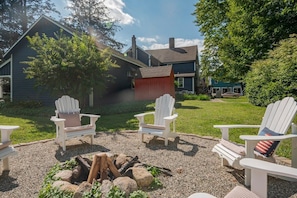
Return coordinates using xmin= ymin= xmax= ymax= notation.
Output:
xmin=0 ymin=15 xmax=147 ymax=106
xmin=134 ymin=65 xmax=174 ymax=100
xmin=125 ymin=36 xmax=200 ymax=94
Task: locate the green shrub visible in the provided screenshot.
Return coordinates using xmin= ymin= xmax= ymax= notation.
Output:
xmin=83 ymin=181 xmax=102 ymax=198
xmin=108 ymin=186 xmax=126 ymax=198
xmin=38 ymin=159 xmax=77 ymax=198
xmin=245 ymin=34 xmax=297 ymax=106
xmin=129 ymin=190 xmax=149 ymax=198
xmin=176 ymin=93 xmax=210 ymax=101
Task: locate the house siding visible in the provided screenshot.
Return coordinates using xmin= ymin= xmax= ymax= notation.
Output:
xmin=95 ymin=58 xmax=139 ymax=105
xmin=0 ymin=62 xmax=10 ymax=75
xmin=5 ymin=17 xmax=73 ymax=106
xmin=172 ymin=62 xmax=194 ymax=74
xmin=137 ymin=48 xmax=150 ymax=66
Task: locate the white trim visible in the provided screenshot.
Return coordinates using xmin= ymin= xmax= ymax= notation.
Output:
xmin=177 ymin=77 xmax=184 ymax=88
xmin=0 ymin=57 xmax=12 ymax=68
xmin=192 ymin=77 xmax=195 ymax=93
xmin=10 ymin=54 xmax=13 ymax=102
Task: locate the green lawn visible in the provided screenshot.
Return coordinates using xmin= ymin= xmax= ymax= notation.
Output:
xmin=0 ymin=96 xmax=295 ymax=159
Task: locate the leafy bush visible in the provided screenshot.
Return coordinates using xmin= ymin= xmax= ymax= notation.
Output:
xmin=176 ymin=93 xmax=210 ymax=101
xmin=129 ymin=190 xmax=149 ymax=198
xmin=39 ymin=159 xmax=77 ymax=198
xmin=83 ymin=181 xmax=102 ymax=198
xmin=245 ymin=34 xmax=297 ymax=106
xmin=108 ymin=186 xmax=126 ymax=198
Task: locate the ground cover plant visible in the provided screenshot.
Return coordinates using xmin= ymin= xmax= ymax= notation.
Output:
xmin=38 ymin=158 xmax=158 ymax=197
xmin=0 ymin=96 xmax=295 ymax=159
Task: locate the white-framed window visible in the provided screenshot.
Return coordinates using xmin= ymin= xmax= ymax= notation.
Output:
xmin=212 ymin=88 xmax=220 ymax=94
xmin=177 ymin=77 xmax=184 ymax=88
xmin=234 ymin=87 xmax=241 ymax=93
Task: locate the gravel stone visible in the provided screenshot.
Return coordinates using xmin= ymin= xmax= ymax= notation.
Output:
xmin=0 ymin=131 xmax=296 ymax=198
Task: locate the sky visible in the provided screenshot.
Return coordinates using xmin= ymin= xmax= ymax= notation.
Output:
xmin=52 ymin=0 xmax=204 ymax=54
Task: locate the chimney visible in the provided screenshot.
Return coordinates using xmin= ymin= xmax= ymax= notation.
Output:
xmin=169 ymin=37 xmax=175 ymax=49
xmin=132 ymin=35 xmax=136 ymax=59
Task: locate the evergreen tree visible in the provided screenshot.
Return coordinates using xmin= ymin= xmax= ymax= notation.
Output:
xmin=0 ymin=0 xmax=59 ymax=59
xmin=64 ymin=0 xmax=124 ymax=50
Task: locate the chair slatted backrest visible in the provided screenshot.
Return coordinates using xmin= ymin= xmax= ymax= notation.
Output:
xmin=154 ymin=94 xmax=175 ymax=126
xmin=55 ymin=95 xmax=80 ymax=114
xmin=259 ymin=97 xmax=297 ymax=135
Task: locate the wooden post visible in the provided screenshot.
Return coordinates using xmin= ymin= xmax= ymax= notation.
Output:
xmin=87 ymin=154 xmax=101 ymax=183
xmin=99 ymin=153 xmax=108 ymax=182
xmin=107 ymin=157 xmax=121 ymax=178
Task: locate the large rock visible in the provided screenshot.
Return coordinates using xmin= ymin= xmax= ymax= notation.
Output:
xmin=132 ymin=167 xmax=154 ymax=187
xmin=73 ymin=181 xmax=92 ymax=198
xmin=115 ymin=153 xmax=128 ymax=168
xmin=52 ymin=180 xmax=78 ymax=193
xmin=113 ymin=176 xmax=138 ymax=196
xmin=101 ymin=179 xmax=114 ymax=198
xmin=53 ymin=170 xmax=73 ymax=182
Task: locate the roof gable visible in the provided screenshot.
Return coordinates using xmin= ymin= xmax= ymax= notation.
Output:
xmin=2 ymin=15 xmax=147 ymax=68
xmin=137 ymin=65 xmax=172 ymax=79
xmin=146 ymin=45 xmax=197 ymax=64
xmin=3 ymin=15 xmax=74 ymax=58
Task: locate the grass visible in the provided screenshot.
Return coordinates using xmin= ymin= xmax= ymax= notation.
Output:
xmin=0 ymin=96 xmax=295 ymax=159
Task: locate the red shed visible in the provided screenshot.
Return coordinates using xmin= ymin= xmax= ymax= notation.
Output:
xmin=135 ymin=65 xmax=175 ymax=100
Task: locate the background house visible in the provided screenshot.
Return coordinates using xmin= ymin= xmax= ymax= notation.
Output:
xmin=209 ymin=78 xmax=243 ymax=97
xmin=134 ymin=65 xmax=175 ymax=100
xmin=0 ymin=15 xmax=147 ymax=106
xmin=125 ymin=36 xmax=201 ymax=94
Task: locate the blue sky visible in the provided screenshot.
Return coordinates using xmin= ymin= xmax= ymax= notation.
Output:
xmin=52 ymin=0 xmax=204 ymax=54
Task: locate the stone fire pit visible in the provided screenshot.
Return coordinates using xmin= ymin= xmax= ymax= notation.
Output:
xmin=49 ymin=152 xmax=172 ymax=197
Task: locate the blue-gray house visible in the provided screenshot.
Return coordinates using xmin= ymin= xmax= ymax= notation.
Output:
xmin=125 ymin=36 xmax=200 ymax=94
xmin=0 ymin=15 xmax=147 ymax=106
xmin=208 ymin=78 xmax=243 ymax=97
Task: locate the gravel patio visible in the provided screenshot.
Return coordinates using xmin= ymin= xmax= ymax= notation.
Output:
xmin=0 ymin=131 xmax=297 ymax=198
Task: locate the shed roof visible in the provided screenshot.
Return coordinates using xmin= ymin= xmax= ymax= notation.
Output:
xmin=146 ymin=45 xmax=197 ymax=64
xmin=137 ymin=65 xmax=172 ymax=79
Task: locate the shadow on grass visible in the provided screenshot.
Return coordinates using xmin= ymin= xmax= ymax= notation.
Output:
xmin=175 ymin=102 xmax=201 ymax=110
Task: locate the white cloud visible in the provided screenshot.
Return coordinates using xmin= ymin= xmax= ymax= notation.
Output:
xmin=103 ymin=0 xmax=135 ymax=25
xmin=142 ymin=38 xmax=204 ymax=55
xmin=137 ymin=37 xmax=158 ymax=43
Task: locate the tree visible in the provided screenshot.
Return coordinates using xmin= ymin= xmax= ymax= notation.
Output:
xmin=0 ymin=0 xmax=59 ymax=59
xmin=63 ymin=0 xmax=124 ymax=51
xmin=245 ymin=34 xmax=297 ymax=106
xmin=194 ymin=0 xmax=297 ymax=82
xmin=23 ymin=31 xmax=118 ymax=103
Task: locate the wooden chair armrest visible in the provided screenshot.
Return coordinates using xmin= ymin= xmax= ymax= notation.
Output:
xmin=0 ymin=125 xmax=20 ymax=142
xmin=241 ymin=158 xmax=297 ymax=198
xmin=213 ymin=125 xmax=261 ymax=140
xmin=240 ymin=158 xmax=297 ymax=178
xmin=240 ymin=134 xmax=297 ymax=141
xmin=134 ymin=112 xmax=155 ymax=118
xmin=80 ymin=114 xmax=100 ymax=119
xmin=164 ymin=113 xmax=178 ymax=121
xmin=50 ymin=116 xmax=65 ymax=123
xmin=134 ymin=112 xmax=155 ymax=125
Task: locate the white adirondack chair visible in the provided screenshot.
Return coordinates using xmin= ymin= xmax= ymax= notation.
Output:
xmin=50 ymin=95 xmax=100 ymax=151
xmin=134 ymin=94 xmax=178 ymax=146
xmin=212 ymin=97 xmax=297 ymax=185
xmin=188 ymin=158 xmax=297 ymax=198
xmin=0 ymin=125 xmax=19 ymax=171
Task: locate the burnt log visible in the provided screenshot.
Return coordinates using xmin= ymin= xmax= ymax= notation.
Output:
xmin=75 ymin=155 xmax=91 ymax=174
xmin=119 ymin=156 xmax=139 ymax=175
